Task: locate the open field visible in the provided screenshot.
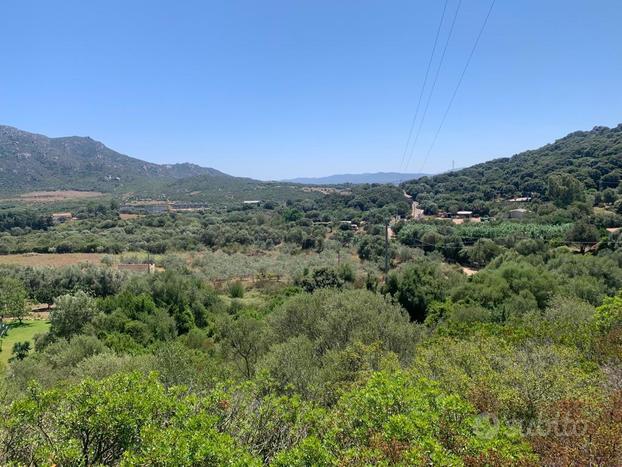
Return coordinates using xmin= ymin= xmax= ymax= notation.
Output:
xmin=0 ymin=253 xmax=106 ymax=267
xmin=0 ymin=190 xmax=104 ymax=203
xmin=119 ymin=213 xmax=142 ymax=220
xmin=0 ymin=320 xmax=50 ymax=366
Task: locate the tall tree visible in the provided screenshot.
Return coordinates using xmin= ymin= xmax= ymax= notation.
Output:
xmin=50 ymin=291 xmax=98 ymax=340
xmin=566 ymin=220 xmax=600 ymax=253
xmin=547 ymin=173 xmax=585 ymax=207
xmin=0 ymin=277 xmax=27 ymax=324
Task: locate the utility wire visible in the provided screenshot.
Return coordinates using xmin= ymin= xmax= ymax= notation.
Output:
xmin=399 ymin=0 xmax=450 ymax=172
xmin=404 ymin=0 xmax=462 ymax=172
xmin=419 ymin=0 xmax=496 ymax=172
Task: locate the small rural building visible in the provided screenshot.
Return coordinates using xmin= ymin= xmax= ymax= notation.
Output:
xmin=508 ymin=197 xmax=532 ymax=203
xmin=339 ymin=220 xmax=359 ymax=231
xmin=509 ymin=208 xmax=529 ymax=219
xmin=51 ymin=212 xmax=73 ymax=223
xmin=456 ymin=211 xmax=473 ymax=219
xmin=117 ymin=263 xmax=155 ymax=274
xmin=243 ymin=200 xmax=261 ymax=206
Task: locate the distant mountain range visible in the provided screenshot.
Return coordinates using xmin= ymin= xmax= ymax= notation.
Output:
xmin=6 ymin=123 xmax=618 ymax=206
xmin=285 ymin=172 xmax=428 ymax=185
xmin=0 ymin=125 xmax=227 ymax=194
xmin=0 ymin=126 xmax=429 ymax=198
xmin=0 ymin=126 xmax=325 ymax=204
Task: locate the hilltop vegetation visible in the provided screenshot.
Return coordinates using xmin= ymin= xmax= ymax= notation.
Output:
xmin=404 ymin=124 xmax=622 ymax=215
xmin=155 ymin=174 xmax=319 ymax=204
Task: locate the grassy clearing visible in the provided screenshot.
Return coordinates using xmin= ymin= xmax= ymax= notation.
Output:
xmin=0 ymin=253 xmax=107 ymax=267
xmin=219 ymin=288 xmax=271 ymax=310
xmin=0 ymin=190 xmax=104 ymax=203
xmin=0 ymin=320 xmax=50 ymax=365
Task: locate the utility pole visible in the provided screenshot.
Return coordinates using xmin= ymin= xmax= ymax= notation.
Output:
xmin=384 ymin=220 xmax=389 ymax=276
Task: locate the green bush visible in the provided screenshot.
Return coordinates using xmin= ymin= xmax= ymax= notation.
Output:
xmin=228 ymin=281 xmax=245 ymax=298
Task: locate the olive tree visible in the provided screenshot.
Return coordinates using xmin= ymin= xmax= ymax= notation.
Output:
xmin=50 ymin=291 xmax=98 ymax=341
xmin=0 ymin=277 xmax=27 ymax=324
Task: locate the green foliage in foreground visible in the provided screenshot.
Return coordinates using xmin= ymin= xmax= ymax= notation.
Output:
xmin=0 ymin=371 xmax=534 ymax=466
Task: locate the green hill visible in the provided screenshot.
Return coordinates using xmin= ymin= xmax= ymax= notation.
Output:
xmin=0 ymin=125 xmax=318 ymax=204
xmin=0 ymin=125 xmax=224 ymax=194
xmin=160 ymin=174 xmax=320 ymax=203
xmin=403 ymin=124 xmax=622 ymax=213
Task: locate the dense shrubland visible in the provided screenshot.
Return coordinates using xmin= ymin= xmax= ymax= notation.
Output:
xmin=0 ymin=227 xmax=620 ymax=464
xmin=0 ymin=184 xmax=407 ymax=257
xmin=403 ymin=124 xmax=622 ymax=216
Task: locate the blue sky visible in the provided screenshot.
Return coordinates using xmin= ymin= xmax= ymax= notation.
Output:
xmin=1 ymin=1 xmax=621 ymax=180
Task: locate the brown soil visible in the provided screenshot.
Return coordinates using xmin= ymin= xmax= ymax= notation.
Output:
xmin=0 ymin=253 xmax=106 ymax=267
xmin=1 ymin=191 xmax=104 ymax=202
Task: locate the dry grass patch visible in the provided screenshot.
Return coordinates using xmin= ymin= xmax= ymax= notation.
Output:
xmin=0 ymin=253 xmax=106 ymax=267
xmin=1 ymin=190 xmax=104 ymax=203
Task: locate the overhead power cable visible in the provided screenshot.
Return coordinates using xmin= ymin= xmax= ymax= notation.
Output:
xmin=403 ymin=0 xmax=462 ymax=172
xmin=399 ymin=0 xmax=450 ymax=172
xmin=418 ymin=0 xmax=496 ymax=172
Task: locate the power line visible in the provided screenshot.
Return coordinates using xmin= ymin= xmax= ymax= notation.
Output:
xmin=418 ymin=0 xmax=496 ymax=173
xmin=404 ymin=0 xmax=462 ymax=172
xmin=399 ymin=0 xmax=450 ymax=171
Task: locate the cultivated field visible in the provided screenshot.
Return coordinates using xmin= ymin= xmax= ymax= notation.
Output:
xmin=0 ymin=190 xmax=104 ymax=203
xmin=0 ymin=253 xmax=106 ymax=267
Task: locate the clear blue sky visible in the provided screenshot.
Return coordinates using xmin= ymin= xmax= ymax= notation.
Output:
xmin=1 ymin=1 xmax=621 ymax=180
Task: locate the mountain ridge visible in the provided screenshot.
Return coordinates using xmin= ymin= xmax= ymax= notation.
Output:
xmin=285 ymin=172 xmax=428 ymax=185
xmin=0 ymin=125 xmax=227 ymax=194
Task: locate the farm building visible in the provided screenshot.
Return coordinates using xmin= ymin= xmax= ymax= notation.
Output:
xmin=456 ymin=211 xmax=473 ymax=219
xmin=339 ymin=220 xmax=359 ymax=231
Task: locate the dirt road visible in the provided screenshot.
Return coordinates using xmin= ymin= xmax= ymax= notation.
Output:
xmin=403 ymin=190 xmax=423 ymax=219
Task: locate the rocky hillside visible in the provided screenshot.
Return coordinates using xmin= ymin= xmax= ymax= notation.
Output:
xmin=0 ymin=125 xmax=225 ymax=194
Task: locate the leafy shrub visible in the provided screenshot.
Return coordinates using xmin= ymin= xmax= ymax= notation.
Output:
xmin=228 ymin=281 xmax=245 ymax=298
